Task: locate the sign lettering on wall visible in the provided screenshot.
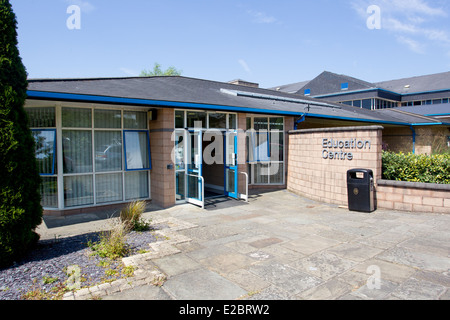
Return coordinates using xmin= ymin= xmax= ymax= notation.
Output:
xmin=322 ymin=138 xmax=371 ymax=161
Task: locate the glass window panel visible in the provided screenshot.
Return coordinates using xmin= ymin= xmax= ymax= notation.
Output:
xmin=176 ymin=172 xmax=185 ymax=201
xmin=95 ymin=131 xmax=122 ymax=172
xmin=62 ymin=107 xmax=92 ymax=128
xmin=124 ymin=131 xmax=150 ymax=170
xmin=255 ymin=132 xmax=270 ymax=162
xmin=95 ymin=173 xmax=123 ymax=204
xmin=362 ymin=99 xmax=372 ymax=110
xmin=229 ymin=114 xmax=237 ymax=129
xmin=174 ymin=131 xmax=185 ymax=171
xmin=208 ymin=113 xmax=227 ymax=129
xmin=270 ymin=131 xmax=284 ymax=162
xmin=62 ymin=130 xmax=93 ymax=173
xmin=175 ymin=110 xmax=185 ymax=128
xmin=253 ymin=163 xmax=269 ymax=184
xmin=269 ymin=117 xmax=283 ymax=130
xmin=254 ymin=117 xmax=268 ymax=131
xmin=40 ymin=177 xmax=58 ymax=208
xmin=269 ymin=163 xmax=284 ymax=184
xmin=246 ymin=117 xmax=251 ymax=130
xmin=32 ymin=130 xmax=56 ymax=175
xmin=64 ymin=175 xmax=94 ymax=207
xmin=125 ymin=171 xmax=149 ymax=200
xmin=26 ymin=107 xmax=56 ymax=128
xmin=124 ymin=111 xmax=147 ymax=129
xmin=94 ymin=109 xmax=121 ymax=128
xmin=187 ymin=111 xmax=206 ymax=128
xmin=353 ymin=100 xmax=361 ymax=108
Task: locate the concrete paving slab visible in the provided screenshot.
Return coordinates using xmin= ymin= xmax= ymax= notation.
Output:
xmin=248 ymin=261 xmax=323 ymax=295
xmin=102 ymin=284 xmax=172 ymax=300
xmin=296 ymin=278 xmax=354 ymax=300
xmin=377 ymin=246 xmax=450 ymax=272
xmin=389 ymin=277 xmax=447 ymax=300
xmin=281 ymin=235 xmax=341 ymax=255
xmin=289 ymin=251 xmax=358 ymax=281
xmin=152 ymin=254 xmax=202 ymax=277
xmin=162 ymin=269 xmax=247 ymax=300
xmin=326 ymin=242 xmax=385 ymax=262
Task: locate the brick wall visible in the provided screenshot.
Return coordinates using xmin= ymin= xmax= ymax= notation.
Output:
xmin=377 ymin=180 xmax=450 ymax=214
xmin=287 ymin=126 xmax=383 ymax=206
xmin=149 ymin=108 xmax=176 ymax=208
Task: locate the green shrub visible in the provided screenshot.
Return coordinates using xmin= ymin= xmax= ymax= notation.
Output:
xmin=0 ymin=0 xmax=43 ymax=267
xmin=119 ymin=200 xmax=150 ymax=232
xmin=88 ymin=222 xmax=129 ymax=260
xmin=382 ymin=151 xmax=450 ymax=184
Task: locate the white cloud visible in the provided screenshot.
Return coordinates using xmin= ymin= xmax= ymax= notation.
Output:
xmin=352 ymin=0 xmax=450 ymax=53
xmin=396 ymin=36 xmax=425 ymax=54
xmin=64 ymin=0 xmax=95 ymax=14
xmin=119 ymin=67 xmax=139 ymax=77
xmin=238 ymin=59 xmax=252 ymax=74
xmin=247 ymin=10 xmax=277 ymax=24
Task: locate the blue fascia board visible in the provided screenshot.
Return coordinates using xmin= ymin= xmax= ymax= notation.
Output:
xmin=28 ymin=90 xmax=445 ymax=126
xmin=425 ymin=113 xmax=450 ymax=117
xmin=27 ymin=90 xmax=305 ymax=117
xmin=312 ymin=88 xmax=401 ymax=99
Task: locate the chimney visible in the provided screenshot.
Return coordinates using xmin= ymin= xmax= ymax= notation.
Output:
xmin=228 ymin=79 xmax=259 ymax=88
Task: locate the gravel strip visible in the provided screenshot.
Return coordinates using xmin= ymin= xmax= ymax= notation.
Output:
xmin=0 ymin=226 xmax=164 ymax=300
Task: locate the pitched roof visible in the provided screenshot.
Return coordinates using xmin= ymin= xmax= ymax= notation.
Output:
xmin=293 ymin=71 xmax=376 ymax=96
xmin=375 ymin=71 xmax=450 ymax=94
xmin=27 ymin=76 xmax=443 ymax=126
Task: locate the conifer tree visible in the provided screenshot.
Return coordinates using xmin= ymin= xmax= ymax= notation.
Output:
xmin=0 ymin=0 xmax=42 ymax=267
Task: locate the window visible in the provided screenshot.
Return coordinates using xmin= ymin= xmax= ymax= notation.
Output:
xmin=124 ymin=131 xmax=151 ymax=170
xmin=124 ymin=111 xmax=147 ymax=129
xmin=246 ymin=116 xmax=284 ymax=185
xmin=62 ymin=107 xmax=92 ymax=128
xmin=353 ymin=100 xmax=361 ymax=108
xmin=208 ymin=112 xmax=227 ymax=129
xmin=26 ymin=106 xmax=152 ymax=209
xmin=304 ymin=89 xmax=311 ymax=96
xmin=27 ymin=107 xmax=55 ymax=127
xmin=341 ymin=83 xmax=349 ymax=90
xmin=32 ymin=129 xmax=56 ymax=175
xmin=362 ymin=99 xmax=372 ymax=110
xmin=187 ymin=111 xmax=206 ymax=128
xmin=27 ymin=107 xmax=58 ymax=208
xmin=175 ymin=110 xmax=185 ymax=128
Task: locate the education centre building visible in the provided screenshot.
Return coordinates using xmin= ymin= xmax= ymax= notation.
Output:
xmin=24 ymin=71 xmax=450 ymax=216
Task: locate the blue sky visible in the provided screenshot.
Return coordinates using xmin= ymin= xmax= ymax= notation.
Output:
xmin=10 ymin=0 xmax=450 ymax=88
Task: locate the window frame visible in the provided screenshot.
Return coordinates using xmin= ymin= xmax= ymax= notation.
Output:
xmin=123 ymin=129 xmax=152 ymax=171
xmin=31 ymin=128 xmax=57 ymax=176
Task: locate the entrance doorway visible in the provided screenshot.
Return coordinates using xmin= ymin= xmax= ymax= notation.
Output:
xmin=174 ymin=128 xmax=246 ymax=208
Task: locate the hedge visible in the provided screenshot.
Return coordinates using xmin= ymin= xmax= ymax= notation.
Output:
xmin=382 ymin=151 xmax=450 ymax=184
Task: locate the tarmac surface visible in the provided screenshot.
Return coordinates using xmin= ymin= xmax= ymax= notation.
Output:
xmin=37 ymin=189 xmax=450 ymax=300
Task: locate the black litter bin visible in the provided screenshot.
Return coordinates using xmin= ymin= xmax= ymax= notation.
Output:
xmin=347 ymin=169 xmax=375 ymax=213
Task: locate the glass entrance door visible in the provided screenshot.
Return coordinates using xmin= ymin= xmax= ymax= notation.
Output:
xmin=225 ymin=131 xmax=238 ymax=199
xmin=186 ymin=130 xmax=204 ymax=207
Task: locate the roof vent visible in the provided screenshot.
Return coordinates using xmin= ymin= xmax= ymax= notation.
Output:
xmin=228 ymin=79 xmax=259 ymax=88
